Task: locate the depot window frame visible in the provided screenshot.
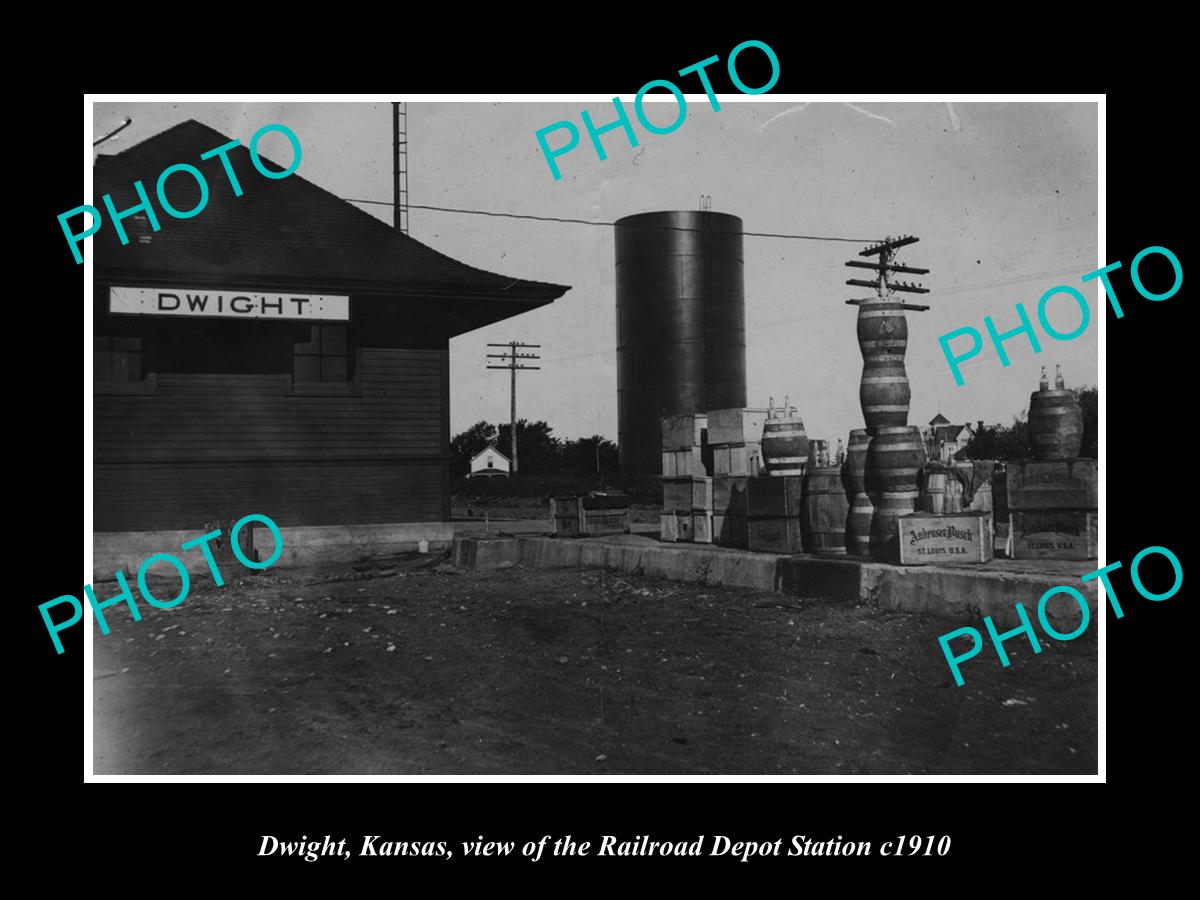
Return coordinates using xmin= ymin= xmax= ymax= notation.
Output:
xmin=293 ymin=324 xmax=352 ymax=384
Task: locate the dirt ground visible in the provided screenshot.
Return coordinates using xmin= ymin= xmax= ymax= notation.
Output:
xmin=93 ymin=553 xmax=1096 ymax=775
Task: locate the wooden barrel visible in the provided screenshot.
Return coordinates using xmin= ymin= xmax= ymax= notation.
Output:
xmin=1028 ymin=389 xmax=1082 ymax=459
xmin=922 ymin=464 xmax=949 ymax=513
xmin=761 ymin=412 xmax=808 ymax=475
xmin=859 ymin=358 xmax=911 ymax=428
xmin=843 ymin=429 xmax=872 ymax=557
xmin=801 ymin=467 xmax=848 ymax=555
xmin=843 ymin=429 xmax=870 ymax=497
xmin=870 ymin=489 xmax=919 ymax=561
xmin=865 ymin=426 xmax=926 ymax=496
xmin=845 ymin=491 xmax=873 ymax=557
xmin=856 ymin=299 xmax=908 ymax=361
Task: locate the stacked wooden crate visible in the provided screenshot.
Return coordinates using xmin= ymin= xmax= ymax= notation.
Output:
xmin=1006 ymin=459 xmax=1098 ymax=559
xmin=660 ymin=414 xmax=710 ymax=543
xmin=552 ymin=494 xmax=632 ymax=537
xmin=707 ymin=408 xmax=768 ymax=478
xmin=663 ymin=474 xmax=713 ymax=543
xmin=746 ymin=475 xmax=805 ymax=554
xmin=711 ymin=474 xmax=749 ymax=548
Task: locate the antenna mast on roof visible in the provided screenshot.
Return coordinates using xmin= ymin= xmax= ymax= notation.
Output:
xmin=392 ymin=102 xmax=410 ymax=234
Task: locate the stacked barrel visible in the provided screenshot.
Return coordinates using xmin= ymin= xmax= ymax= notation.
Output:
xmin=843 ymin=236 xmax=931 ymax=562
xmin=842 ymin=429 xmax=872 ymax=556
xmin=1007 ymin=368 xmax=1097 ymax=559
xmin=857 ymin=298 xmax=925 ymax=561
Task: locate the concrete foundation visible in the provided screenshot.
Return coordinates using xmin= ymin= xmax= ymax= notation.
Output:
xmin=255 ymin=523 xmax=455 ymax=568
xmin=93 ymin=522 xmax=455 ymax=583
xmin=452 ymin=533 xmax=1099 ymax=628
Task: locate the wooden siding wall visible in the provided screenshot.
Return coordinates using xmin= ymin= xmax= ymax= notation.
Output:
xmin=94 ymin=348 xmax=450 ymax=531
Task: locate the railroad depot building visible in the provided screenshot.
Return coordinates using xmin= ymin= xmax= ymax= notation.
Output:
xmin=93 ymin=120 xmax=568 ymax=572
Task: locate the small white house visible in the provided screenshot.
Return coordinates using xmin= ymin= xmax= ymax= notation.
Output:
xmin=469 ymin=444 xmax=511 ymax=478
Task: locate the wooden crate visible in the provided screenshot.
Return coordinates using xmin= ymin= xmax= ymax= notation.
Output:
xmin=1011 ymin=510 xmax=1098 ymax=559
xmin=550 ymin=496 xmax=580 ymax=537
xmin=581 ymin=508 xmax=630 ymax=536
xmin=712 ymin=476 xmax=748 ymax=515
xmin=712 ymin=442 xmax=762 ymax=477
xmin=898 ymin=511 xmax=994 ymax=565
xmin=747 ymin=475 xmax=804 ymax=519
xmin=1006 ymin=460 xmax=1098 ymax=511
xmin=713 ymin=514 xmax=749 ymax=549
xmin=660 ymin=512 xmax=693 ymax=543
xmin=707 ymin=408 xmax=770 ymax=445
xmin=552 ymin=495 xmax=630 ymax=537
xmin=581 ymin=493 xmax=632 ymax=511
xmin=747 ymin=517 xmax=804 ymax=554
xmin=661 ymin=414 xmax=707 ymax=451
xmin=663 ymin=477 xmax=712 ymax=512
xmin=661 ymin=447 xmax=707 ymax=478
xmin=692 ymin=512 xmax=714 ymax=544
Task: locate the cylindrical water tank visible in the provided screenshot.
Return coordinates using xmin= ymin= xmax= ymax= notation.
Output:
xmin=615 ymin=210 xmax=747 ymax=476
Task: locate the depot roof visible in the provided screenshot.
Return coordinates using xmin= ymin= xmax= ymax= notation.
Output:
xmin=93 ymin=119 xmax=569 ymax=331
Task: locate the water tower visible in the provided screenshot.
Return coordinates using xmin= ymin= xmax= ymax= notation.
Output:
xmin=615 ymin=210 xmax=747 ymax=476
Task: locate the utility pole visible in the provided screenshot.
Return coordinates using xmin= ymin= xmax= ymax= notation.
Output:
xmin=392 ymin=102 xmax=409 ymax=233
xmin=486 ymin=342 xmax=541 ymax=473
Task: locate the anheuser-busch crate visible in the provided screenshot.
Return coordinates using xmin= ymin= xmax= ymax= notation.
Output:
xmin=1006 ymin=459 xmax=1098 ymax=510
xmin=898 ymin=511 xmax=993 ymax=565
xmin=661 ymin=414 xmax=707 ymax=451
xmin=1011 ymin=510 xmax=1097 ymax=560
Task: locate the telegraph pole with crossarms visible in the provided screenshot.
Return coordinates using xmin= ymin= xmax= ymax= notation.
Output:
xmin=486 ymin=342 xmax=541 ymax=473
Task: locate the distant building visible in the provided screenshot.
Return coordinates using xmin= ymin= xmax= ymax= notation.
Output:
xmin=469 ymin=445 xmax=511 ymax=478
xmin=925 ymin=414 xmax=978 ymax=462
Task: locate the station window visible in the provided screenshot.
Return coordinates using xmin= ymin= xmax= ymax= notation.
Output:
xmin=293 ymin=325 xmax=349 ymax=383
xmin=95 ymin=335 xmax=143 ymax=382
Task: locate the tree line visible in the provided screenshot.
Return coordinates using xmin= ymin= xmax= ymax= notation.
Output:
xmin=451 ymin=420 xmax=619 ymax=478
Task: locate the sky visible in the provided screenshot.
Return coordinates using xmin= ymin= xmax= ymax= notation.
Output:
xmin=93 ymin=99 xmax=1098 ymax=447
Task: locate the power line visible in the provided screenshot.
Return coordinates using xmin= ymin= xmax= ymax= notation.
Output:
xmin=343 ymin=197 xmax=878 ymax=243
xmin=486 ymin=342 xmax=542 ymax=473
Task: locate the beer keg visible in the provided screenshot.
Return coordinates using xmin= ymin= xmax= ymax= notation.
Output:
xmin=1028 ymin=389 xmax=1083 ymax=459
xmin=761 ymin=402 xmax=808 ymax=476
xmin=843 ymin=429 xmax=873 ymax=557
